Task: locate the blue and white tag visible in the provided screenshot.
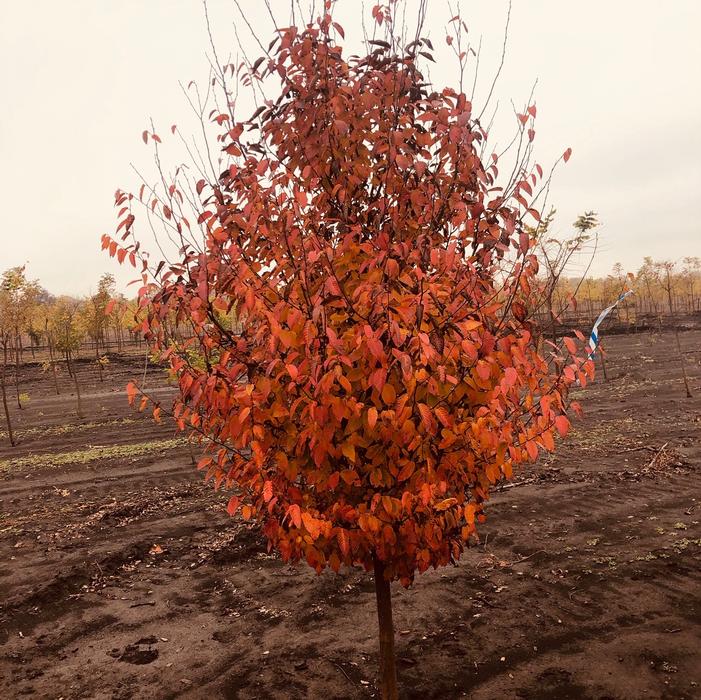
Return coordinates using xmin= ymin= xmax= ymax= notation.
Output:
xmin=588 ymin=290 xmax=634 ymax=357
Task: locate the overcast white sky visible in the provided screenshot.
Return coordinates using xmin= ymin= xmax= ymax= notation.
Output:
xmin=1 ymin=1 xmax=699 ymax=296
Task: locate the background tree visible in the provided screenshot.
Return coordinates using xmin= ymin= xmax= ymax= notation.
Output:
xmin=529 ymin=209 xmax=599 ymax=341
xmin=24 ymin=286 xmax=51 ymax=359
xmin=81 ymin=273 xmax=115 ymax=381
xmin=656 ymin=260 xmax=693 ymax=398
xmin=104 ymin=4 xmax=591 ymax=696
xmin=106 ymin=290 xmax=129 ymax=352
xmin=0 ymin=267 xmax=41 ymax=409
xmin=34 ymin=293 xmax=62 ymax=394
xmin=681 ymin=256 xmax=700 ymax=313
xmin=636 ymin=257 xmax=661 ymax=318
xmin=0 ymin=275 xmax=17 ymax=445
xmin=50 ymin=296 xmax=86 ymax=417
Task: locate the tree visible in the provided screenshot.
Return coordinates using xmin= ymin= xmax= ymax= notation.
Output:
xmin=529 ymin=209 xmax=599 ymax=341
xmin=637 ymin=257 xmax=661 ymax=318
xmin=106 ymin=291 xmax=129 ymax=352
xmin=104 ymin=5 xmax=591 ymax=696
xmin=81 ymin=273 xmax=116 ymax=381
xmin=0 ymin=267 xmax=41 ymax=410
xmin=0 ymin=272 xmax=19 ymax=446
xmin=655 ymin=261 xmax=692 ymax=398
xmin=33 ymin=293 xmax=62 ymax=395
xmin=682 ymin=256 xmax=700 ymax=313
xmin=49 ymin=297 xmax=86 ymax=417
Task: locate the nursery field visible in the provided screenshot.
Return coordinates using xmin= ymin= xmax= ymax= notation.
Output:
xmin=0 ymin=330 xmax=699 ymax=699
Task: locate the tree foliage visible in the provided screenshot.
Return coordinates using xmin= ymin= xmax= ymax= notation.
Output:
xmin=105 ymin=5 xmax=592 ymax=590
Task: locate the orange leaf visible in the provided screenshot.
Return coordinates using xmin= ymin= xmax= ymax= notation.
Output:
xmin=525 ymin=440 xmax=539 ymax=461
xmin=337 ymin=529 xmax=350 ymax=556
xmin=476 ymin=360 xmax=491 ymax=381
xmin=263 ymin=480 xmax=273 ymax=502
xmin=126 ymin=381 xmax=138 ymax=405
xmin=341 ymin=442 xmax=356 ymax=462
xmin=554 ymin=415 xmax=570 ymax=437
xmin=381 ymin=383 xmax=396 ymax=405
xmin=288 ymin=504 xmax=302 ymax=529
xmin=367 ymin=406 xmax=378 ymax=429
xmin=226 ymin=496 xmax=240 ymax=516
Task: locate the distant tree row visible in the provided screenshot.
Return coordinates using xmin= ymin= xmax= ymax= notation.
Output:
xmin=523 ymin=210 xmax=700 ymax=329
xmin=0 ymin=268 xmax=141 ymax=444
xmin=0 ymin=268 xmax=136 ymax=366
xmin=555 ymin=257 xmax=701 ymax=325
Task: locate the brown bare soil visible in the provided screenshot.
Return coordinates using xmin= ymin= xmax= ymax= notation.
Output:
xmin=1 ymin=331 xmax=700 ymax=699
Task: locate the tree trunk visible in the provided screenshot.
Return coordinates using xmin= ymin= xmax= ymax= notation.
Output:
xmin=666 ymin=272 xmax=692 ymax=398
xmin=68 ymin=356 xmax=84 ymax=419
xmin=14 ymin=336 xmax=22 ymax=410
xmin=95 ymin=338 xmax=103 ymax=383
xmin=1 ymin=343 xmax=15 ymax=446
xmin=599 ymin=343 xmax=608 ymax=381
xmin=373 ymin=557 xmax=398 ymax=700
xmin=674 ymin=327 xmax=692 ymax=398
xmin=48 ymin=338 xmax=60 ymax=395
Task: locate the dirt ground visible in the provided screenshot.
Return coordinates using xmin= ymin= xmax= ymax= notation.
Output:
xmin=1 ymin=331 xmax=700 ymax=699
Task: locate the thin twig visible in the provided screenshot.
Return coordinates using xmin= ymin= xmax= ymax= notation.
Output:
xmin=513 ymin=549 xmax=547 ymax=564
xmin=333 ymin=661 xmax=355 ymax=684
xmin=647 ymin=442 xmax=669 ymax=469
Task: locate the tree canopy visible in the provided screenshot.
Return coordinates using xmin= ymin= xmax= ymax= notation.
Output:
xmin=106 ymin=5 xmax=592 ymax=588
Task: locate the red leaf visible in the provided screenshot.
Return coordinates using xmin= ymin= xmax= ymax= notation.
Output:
xmin=563 ymin=336 xmax=578 ymax=355
xmin=525 ymin=440 xmax=539 ymax=461
xmin=337 ymin=529 xmax=350 ymax=556
xmin=334 ymin=119 xmax=349 ymax=134
xmin=126 ymin=381 xmax=138 ymax=405
xmin=263 ymin=480 xmax=273 ymax=502
xmin=555 ymin=415 xmax=570 ymax=437
xmin=288 ymin=504 xmax=302 ymax=529
xmin=503 ymin=366 xmax=518 ymax=389
xmin=227 ymin=496 xmax=240 ymax=516
xmin=476 ymin=360 xmax=491 ymax=381
xmin=367 ymin=406 xmax=378 ymax=429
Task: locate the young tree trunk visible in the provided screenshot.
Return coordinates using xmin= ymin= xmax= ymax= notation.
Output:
xmin=547 ymin=292 xmax=557 ymax=344
xmin=68 ymin=356 xmax=84 ymax=418
xmin=48 ymin=338 xmax=60 ymax=395
xmin=187 ymin=439 xmax=197 ymax=466
xmin=373 ymin=557 xmax=398 ymax=700
xmin=1 ymin=343 xmax=15 ymax=446
xmin=599 ymin=343 xmax=608 ymax=381
xmin=14 ymin=336 xmax=22 ymax=410
xmin=674 ymin=329 xmax=692 ymax=398
xmin=95 ymin=338 xmax=103 ymax=383
xmin=666 ymin=273 xmax=692 ymax=398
